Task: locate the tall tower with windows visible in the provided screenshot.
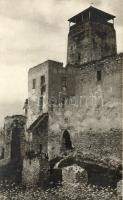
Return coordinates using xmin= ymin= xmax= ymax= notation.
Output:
xmin=67 ymin=6 xmax=117 ymax=65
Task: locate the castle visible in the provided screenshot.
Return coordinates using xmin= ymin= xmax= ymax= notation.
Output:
xmin=2 ymin=6 xmax=123 ymax=187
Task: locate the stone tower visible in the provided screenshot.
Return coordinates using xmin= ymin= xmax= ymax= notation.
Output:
xmin=67 ymin=6 xmax=117 ymax=65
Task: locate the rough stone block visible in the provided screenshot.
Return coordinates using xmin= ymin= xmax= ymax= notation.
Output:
xmin=62 ymin=164 xmax=88 ymax=186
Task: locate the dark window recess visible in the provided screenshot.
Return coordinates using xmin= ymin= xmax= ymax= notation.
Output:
xmin=62 ymin=130 xmax=72 ymax=150
xmin=61 ymin=97 xmax=65 ymax=108
xmin=2 ymin=148 xmax=4 ymax=159
xmin=32 ymin=79 xmax=36 ymax=89
xmin=97 ymin=70 xmax=102 ymax=81
xmin=39 ymin=144 xmax=42 ymax=154
xmin=39 ymin=96 xmax=43 ymax=111
xmin=61 ymin=77 xmax=67 ymax=87
xmin=78 ymin=53 xmax=81 ymax=62
xmin=0 ymin=148 xmax=4 ymax=159
xmin=41 ymin=75 xmax=45 ymax=85
xmin=71 ymin=45 xmax=73 ymax=50
xmin=41 ymin=85 xmax=46 ymax=95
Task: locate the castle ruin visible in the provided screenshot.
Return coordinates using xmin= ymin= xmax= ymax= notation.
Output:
xmin=1 ymin=6 xmax=122 ymax=187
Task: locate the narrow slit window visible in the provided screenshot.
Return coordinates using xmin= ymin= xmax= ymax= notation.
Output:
xmin=97 ymin=70 xmax=102 ymax=81
xmin=78 ymin=53 xmax=81 ymax=62
xmin=61 ymin=77 xmax=67 ymax=87
xmin=39 ymin=144 xmax=42 ymax=154
xmin=39 ymin=96 xmax=43 ymax=111
xmin=32 ymin=79 xmax=36 ymax=89
xmin=41 ymin=85 xmax=46 ymax=95
xmin=41 ymin=75 xmax=45 ymax=86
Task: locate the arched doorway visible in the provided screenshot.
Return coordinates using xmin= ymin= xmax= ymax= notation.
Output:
xmin=62 ymin=130 xmax=72 ymax=150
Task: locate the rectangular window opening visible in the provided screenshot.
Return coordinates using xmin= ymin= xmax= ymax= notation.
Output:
xmin=39 ymin=144 xmax=42 ymax=154
xmin=61 ymin=77 xmax=67 ymax=87
xmin=97 ymin=70 xmax=102 ymax=81
xmin=32 ymin=79 xmax=36 ymax=89
xmin=41 ymin=85 xmax=46 ymax=95
xmin=41 ymin=75 xmax=45 ymax=86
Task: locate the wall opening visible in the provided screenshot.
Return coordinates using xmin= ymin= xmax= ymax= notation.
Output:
xmin=40 ymin=75 xmax=46 ymax=95
xmin=41 ymin=75 xmax=45 ymax=86
xmin=0 ymin=147 xmax=4 ymax=159
xmin=32 ymin=79 xmax=36 ymax=89
xmin=97 ymin=70 xmax=102 ymax=81
xmin=61 ymin=76 xmax=67 ymax=87
xmin=41 ymin=85 xmax=46 ymax=95
xmin=78 ymin=53 xmax=81 ymax=63
xmin=39 ymin=144 xmax=42 ymax=154
xmin=39 ymin=96 xmax=43 ymax=111
xmin=61 ymin=97 xmax=65 ymax=108
xmin=62 ymin=130 xmax=72 ymax=150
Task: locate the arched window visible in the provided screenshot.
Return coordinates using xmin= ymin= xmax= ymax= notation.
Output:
xmin=62 ymin=130 xmax=72 ymax=150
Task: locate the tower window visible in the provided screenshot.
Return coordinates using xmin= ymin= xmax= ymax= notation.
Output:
xmin=41 ymin=75 xmax=45 ymax=86
xmin=41 ymin=85 xmax=46 ymax=95
xmin=40 ymin=75 xmax=46 ymax=95
xmin=32 ymin=79 xmax=36 ymax=89
xmin=39 ymin=96 xmax=43 ymax=111
xmin=97 ymin=70 xmax=102 ymax=81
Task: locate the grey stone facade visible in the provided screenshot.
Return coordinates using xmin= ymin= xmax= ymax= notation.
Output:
xmin=24 ymin=6 xmax=122 ymax=186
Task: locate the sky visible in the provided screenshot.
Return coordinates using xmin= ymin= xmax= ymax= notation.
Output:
xmin=0 ymin=0 xmax=123 ymax=127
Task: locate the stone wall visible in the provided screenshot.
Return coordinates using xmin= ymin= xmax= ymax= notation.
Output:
xmin=48 ymin=54 xmax=122 ymax=165
xmin=22 ymin=157 xmax=49 ymax=187
xmin=27 ymin=60 xmax=63 ymax=128
xmin=28 ymin=61 xmax=49 ymax=128
xmin=4 ymin=115 xmax=26 ymax=162
xmin=27 ymin=53 xmax=122 ymax=184
xmin=22 ymin=158 xmax=40 ymax=186
xmin=31 ymin=117 xmax=48 ymax=155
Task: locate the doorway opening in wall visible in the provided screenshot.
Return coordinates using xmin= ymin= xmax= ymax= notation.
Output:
xmin=62 ymin=130 xmax=72 ymax=150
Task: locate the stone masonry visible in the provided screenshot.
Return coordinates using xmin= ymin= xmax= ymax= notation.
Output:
xmin=23 ymin=6 xmax=122 ymax=186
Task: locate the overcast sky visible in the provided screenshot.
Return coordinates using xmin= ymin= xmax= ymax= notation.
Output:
xmin=0 ymin=0 xmax=123 ymax=126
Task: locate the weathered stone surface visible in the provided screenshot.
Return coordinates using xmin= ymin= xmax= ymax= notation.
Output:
xmin=22 ymin=158 xmax=40 ymax=187
xmin=22 ymin=157 xmax=49 ymax=187
xmin=25 ymin=7 xmax=122 ymax=187
xmin=67 ymin=21 xmax=116 ymax=65
xmin=62 ymin=164 xmax=88 ymax=185
xmin=117 ymin=180 xmax=123 ymax=199
xmin=3 ymin=115 xmax=26 ymax=163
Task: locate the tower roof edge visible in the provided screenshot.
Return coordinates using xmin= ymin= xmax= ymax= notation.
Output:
xmin=68 ymin=6 xmax=115 ymax=23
